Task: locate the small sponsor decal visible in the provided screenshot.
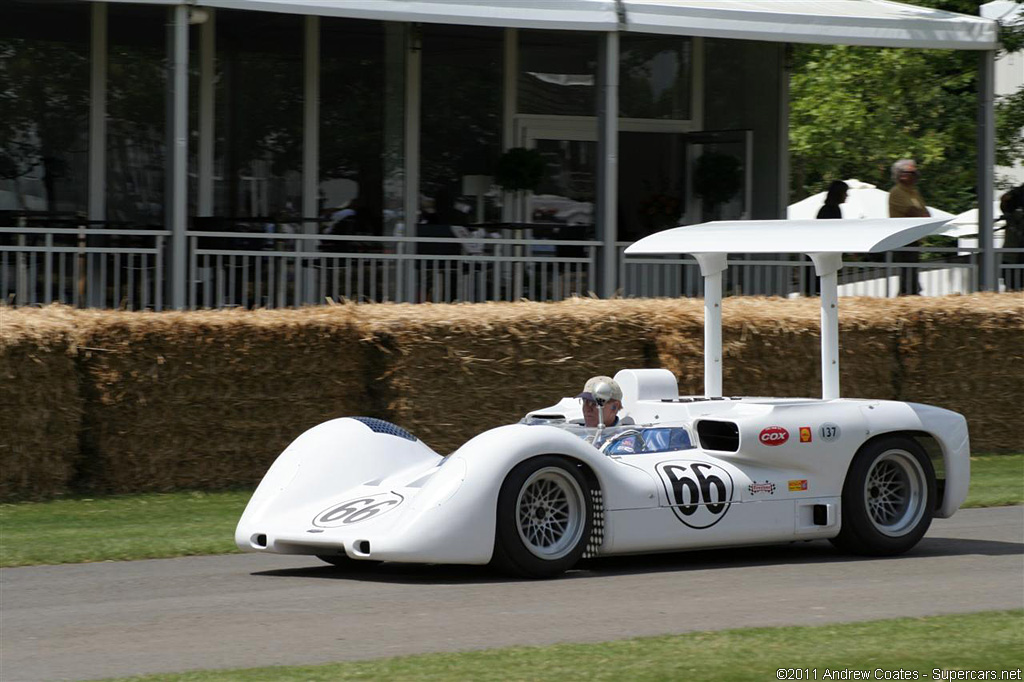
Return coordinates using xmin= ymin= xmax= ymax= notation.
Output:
xmin=819 ymin=423 xmax=841 ymax=443
xmin=759 ymin=426 xmax=789 ymax=446
xmin=748 ymin=480 xmax=776 ymax=495
xmin=788 ymin=479 xmax=809 ymax=492
xmin=656 ymin=460 xmax=735 ymax=529
xmin=799 ymin=427 xmax=812 ymax=443
xmin=313 ymin=491 xmax=405 ymax=528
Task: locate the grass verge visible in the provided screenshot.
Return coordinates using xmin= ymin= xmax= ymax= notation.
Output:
xmin=104 ymin=610 xmax=1024 ymax=681
xmin=2 ymin=454 xmax=1021 ymax=568
xmin=0 ymin=490 xmax=249 ymax=567
xmin=965 ymin=455 xmax=1024 ymax=508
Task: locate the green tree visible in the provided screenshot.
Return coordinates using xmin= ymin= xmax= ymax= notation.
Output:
xmin=790 ymin=0 xmax=1024 ymax=212
xmin=0 ymin=38 xmax=89 ymax=212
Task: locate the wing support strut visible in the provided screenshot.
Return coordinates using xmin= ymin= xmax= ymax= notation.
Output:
xmin=625 ymin=218 xmax=951 ymax=402
xmin=694 ymin=253 xmax=726 ymax=398
xmin=809 ymin=252 xmax=842 ymax=401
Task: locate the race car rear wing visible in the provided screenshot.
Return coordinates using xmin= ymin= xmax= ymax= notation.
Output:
xmin=624 ymin=218 xmax=951 ymax=401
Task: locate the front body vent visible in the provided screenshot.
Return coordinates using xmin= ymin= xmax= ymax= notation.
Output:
xmin=351 ymin=417 xmax=417 ymax=442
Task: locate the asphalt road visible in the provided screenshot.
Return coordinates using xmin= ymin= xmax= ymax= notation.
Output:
xmin=2 ymin=506 xmax=1022 ymax=682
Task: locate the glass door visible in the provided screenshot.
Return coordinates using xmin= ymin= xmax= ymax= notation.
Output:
xmin=520 ymin=122 xmax=598 ymax=232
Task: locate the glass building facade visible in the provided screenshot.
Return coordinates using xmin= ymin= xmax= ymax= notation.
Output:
xmin=0 ymin=0 xmax=791 ymax=307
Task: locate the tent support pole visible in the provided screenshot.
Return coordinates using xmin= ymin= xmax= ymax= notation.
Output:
xmin=978 ymin=49 xmax=996 ymax=292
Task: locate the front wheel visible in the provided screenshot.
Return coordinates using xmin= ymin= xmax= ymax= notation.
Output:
xmin=831 ymin=436 xmax=936 ymax=556
xmin=491 ymin=456 xmax=593 ymax=579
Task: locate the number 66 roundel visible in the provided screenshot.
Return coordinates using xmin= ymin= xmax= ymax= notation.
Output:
xmin=656 ymin=461 xmax=734 ymax=529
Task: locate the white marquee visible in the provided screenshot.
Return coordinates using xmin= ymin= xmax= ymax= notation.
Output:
xmin=93 ymin=0 xmax=998 ymax=49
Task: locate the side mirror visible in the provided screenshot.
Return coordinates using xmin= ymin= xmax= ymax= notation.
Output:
xmin=593 ymin=382 xmax=614 ymax=407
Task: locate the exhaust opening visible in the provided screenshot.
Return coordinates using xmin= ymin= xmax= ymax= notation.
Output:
xmin=352 ymin=540 xmax=371 ymax=557
xmin=253 ymin=533 xmax=267 ymax=548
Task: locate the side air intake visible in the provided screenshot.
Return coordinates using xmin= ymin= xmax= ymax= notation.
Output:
xmin=696 ymin=420 xmax=740 ymax=452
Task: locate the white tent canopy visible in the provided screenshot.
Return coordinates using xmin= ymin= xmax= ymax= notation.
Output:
xmin=94 ymin=0 xmax=999 ymax=49
xmin=787 ymin=179 xmax=957 ymax=233
xmin=944 ymin=202 xmax=1006 ymax=237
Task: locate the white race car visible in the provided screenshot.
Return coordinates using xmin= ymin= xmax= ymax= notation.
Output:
xmin=236 ymin=218 xmax=969 ymax=578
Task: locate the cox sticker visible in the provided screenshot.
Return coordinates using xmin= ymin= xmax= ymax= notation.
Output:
xmin=313 ymin=492 xmax=404 ymax=528
xmin=759 ymin=426 xmax=789 ymax=446
xmin=819 ymin=423 xmax=841 ymax=443
xmin=657 ymin=461 xmax=734 ymax=529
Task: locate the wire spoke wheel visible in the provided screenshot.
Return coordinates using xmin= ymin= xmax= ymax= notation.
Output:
xmin=863 ymin=449 xmax=927 ymax=537
xmin=832 ymin=436 xmax=935 ymax=557
xmin=515 ymin=467 xmax=586 ymax=561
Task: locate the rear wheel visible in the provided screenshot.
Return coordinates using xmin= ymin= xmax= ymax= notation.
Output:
xmin=831 ymin=436 xmax=935 ymax=556
xmin=492 ymin=456 xmax=592 ymax=579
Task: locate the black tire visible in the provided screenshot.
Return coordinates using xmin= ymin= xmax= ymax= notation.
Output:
xmin=491 ymin=456 xmax=593 ymax=579
xmin=831 ymin=436 xmax=936 ymax=556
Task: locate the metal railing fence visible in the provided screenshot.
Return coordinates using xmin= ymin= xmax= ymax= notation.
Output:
xmin=188 ymin=231 xmax=598 ymax=307
xmin=617 ymin=244 xmax=995 ymax=299
xmin=3 ymin=226 xmax=1021 ymax=309
xmin=999 ymin=248 xmax=1024 ymax=291
xmin=1 ymin=227 xmax=168 ymax=310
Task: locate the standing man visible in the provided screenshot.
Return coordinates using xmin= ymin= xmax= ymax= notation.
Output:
xmin=888 ymin=159 xmax=929 ymax=295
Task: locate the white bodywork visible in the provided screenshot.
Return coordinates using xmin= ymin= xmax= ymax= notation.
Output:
xmin=235 ymin=369 xmax=969 ymax=564
xmin=237 ymin=219 xmax=970 ymax=567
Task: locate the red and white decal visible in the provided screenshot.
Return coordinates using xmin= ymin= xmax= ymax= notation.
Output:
xmin=759 ymin=426 xmax=789 ymax=446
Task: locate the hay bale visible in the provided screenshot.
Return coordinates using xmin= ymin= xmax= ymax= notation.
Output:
xmin=353 ymin=299 xmax=657 ymax=454
xmin=652 ymin=296 xmax=900 ymax=399
xmin=76 ymin=306 xmax=372 ymax=493
xmin=894 ymin=294 xmax=1024 ymax=451
xmin=5 ymin=292 xmax=1019 ymax=500
xmin=0 ymin=305 xmax=82 ymax=500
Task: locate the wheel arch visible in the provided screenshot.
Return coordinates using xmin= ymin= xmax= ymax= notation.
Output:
xmin=493 ymin=453 xmax=603 ymax=512
xmin=497 ymin=452 xmax=606 ymax=559
xmin=852 ymin=430 xmax=948 ymax=513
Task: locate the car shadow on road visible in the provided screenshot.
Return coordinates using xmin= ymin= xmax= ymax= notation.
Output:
xmin=251 ymin=535 xmax=1022 ymax=585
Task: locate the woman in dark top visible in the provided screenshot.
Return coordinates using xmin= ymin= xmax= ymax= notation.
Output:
xmin=816 ymin=180 xmax=848 ymax=219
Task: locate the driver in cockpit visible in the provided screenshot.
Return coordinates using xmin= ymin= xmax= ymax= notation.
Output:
xmin=577 ymin=376 xmax=634 ymax=428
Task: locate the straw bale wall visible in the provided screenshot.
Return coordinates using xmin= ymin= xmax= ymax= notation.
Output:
xmin=0 ymin=294 xmax=1020 ymax=500
xmin=353 ymin=300 xmax=656 ymax=454
xmin=73 ymin=307 xmax=372 ymax=493
xmin=0 ymin=307 xmax=82 ymax=499
xmin=655 ymin=297 xmax=902 ymax=401
xmin=893 ymin=294 xmax=1023 ymax=451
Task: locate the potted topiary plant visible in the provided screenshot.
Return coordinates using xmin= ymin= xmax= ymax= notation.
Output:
xmin=693 ymin=152 xmax=742 ymax=220
xmin=495 ymin=147 xmax=546 ymax=224
xmin=494 ymin=147 xmax=546 ymax=194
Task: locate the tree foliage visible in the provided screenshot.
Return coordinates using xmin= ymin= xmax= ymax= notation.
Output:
xmin=790 ymin=0 xmax=1024 ymax=213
